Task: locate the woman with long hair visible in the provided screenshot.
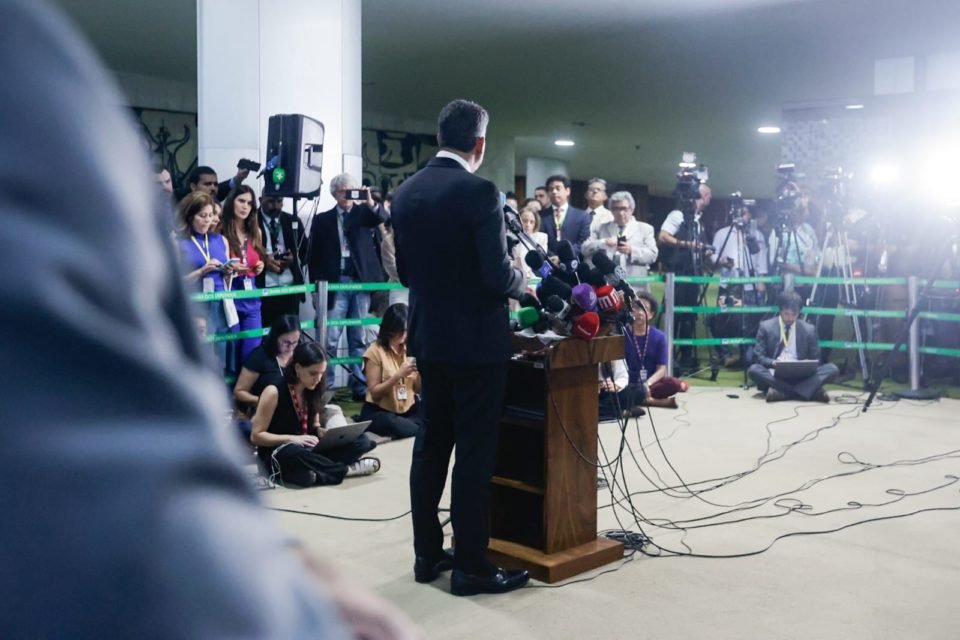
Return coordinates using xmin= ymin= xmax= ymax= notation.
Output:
xmin=234 ymin=314 xmax=301 ymax=411
xmin=175 ymin=191 xmax=235 ymax=377
xmin=251 ymin=342 xmax=379 ymax=487
xmin=221 ymin=186 xmax=266 ymax=367
xmin=359 ymin=303 xmax=421 ymax=440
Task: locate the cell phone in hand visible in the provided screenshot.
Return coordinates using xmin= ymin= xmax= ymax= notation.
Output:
xmin=237 ymin=158 xmax=261 ymax=172
xmin=345 ymin=188 xmax=369 ymax=201
xmin=219 ymin=258 xmax=240 ymax=271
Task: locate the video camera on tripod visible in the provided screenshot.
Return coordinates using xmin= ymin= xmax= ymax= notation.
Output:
xmin=673 ymin=152 xmax=709 ymax=217
xmin=728 ymin=191 xmax=761 ymax=255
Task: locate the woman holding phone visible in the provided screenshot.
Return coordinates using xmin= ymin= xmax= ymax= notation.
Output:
xmin=175 ymin=191 xmax=235 ymax=377
xmin=360 ymin=303 xmax=421 ymax=440
xmin=222 ymin=186 xmax=266 ymax=367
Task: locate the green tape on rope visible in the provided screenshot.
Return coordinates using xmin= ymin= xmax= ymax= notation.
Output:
xmin=802 ymin=306 xmax=906 ymax=319
xmin=625 ymin=275 xmax=665 ymax=284
xmin=206 ymin=319 xmax=316 ymax=343
xmin=793 ymin=276 xmax=906 ymax=286
xmin=673 ymin=275 xmax=782 ymax=285
xmin=673 ymin=338 xmax=757 ymax=346
xmin=330 ymin=357 xmax=364 ymax=366
xmin=327 ymin=317 xmax=383 ymax=328
xmin=191 ymin=283 xmax=315 ymax=303
xmin=674 ymin=306 xmax=778 ymax=314
xmin=919 ymin=346 xmax=960 ymax=358
xmin=818 ymin=340 xmax=907 ymax=351
xmin=327 ymin=282 xmax=406 ymax=292
xmin=918 ymin=311 xmax=960 ymax=323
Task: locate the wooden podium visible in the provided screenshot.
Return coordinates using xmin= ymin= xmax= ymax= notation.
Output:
xmin=486 ymin=335 xmax=625 ymax=583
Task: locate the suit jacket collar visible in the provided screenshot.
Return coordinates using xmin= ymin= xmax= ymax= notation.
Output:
xmin=427 ymin=155 xmax=468 ymax=171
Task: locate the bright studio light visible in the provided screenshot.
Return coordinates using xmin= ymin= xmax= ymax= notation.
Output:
xmin=554 ymin=139 xmax=575 ymax=147
xmin=757 ymin=126 xmax=781 ymax=134
xmin=869 ymin=163 xmax=900 ymax=185
xmin=845 ymin=103 xmax=865 ymax=110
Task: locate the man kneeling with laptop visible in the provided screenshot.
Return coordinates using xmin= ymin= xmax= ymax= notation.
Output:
xmin=748 ymin=291 xmax=838 ymax=403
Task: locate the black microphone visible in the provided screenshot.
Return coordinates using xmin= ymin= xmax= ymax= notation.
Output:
xmin=518 ymin=292 xmax=542 ymax=310
xmin=591 ymin=252 xmax=637 ymax=302
xmin=525 ymin=251 xmax=554 ymax=280
xmin=556 ymin=240 xmax=580 ymax=273
xmin=543 ymin=294 xmax=574 ymax=335
xmin=577 ymin=261 xmax=606 ymax=288
xmin=537 ymin=274 xmax=573 ymax=304
xmin=503 ymin=204 xmax=522 ymax=234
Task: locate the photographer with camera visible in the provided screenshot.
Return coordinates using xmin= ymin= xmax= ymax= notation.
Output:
xmin=768 ymin=172 xmax=820 ymax=280
xmin=307 ymin=173 xmax=388 ymax=400
xmin=583 ymin=191 xmax=658 ymax=285
xmin=258 ymin=191 xmax=307 ymax=328
xmin=658 ymin=158 xmax=713 ymax=374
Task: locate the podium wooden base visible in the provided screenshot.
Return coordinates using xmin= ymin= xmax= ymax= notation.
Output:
xmin=487 ymin=536 xmax=624 ymax=584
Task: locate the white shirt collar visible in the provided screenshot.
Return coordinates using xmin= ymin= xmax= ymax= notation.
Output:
xmin=436 ymin=150 xmax=472 ymax=173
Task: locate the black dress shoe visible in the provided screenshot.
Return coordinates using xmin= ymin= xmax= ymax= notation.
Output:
xmin=450 ymin=567 xmax=530 ymax=596
xmin=413 ymin=549 xmax=455 ymax=583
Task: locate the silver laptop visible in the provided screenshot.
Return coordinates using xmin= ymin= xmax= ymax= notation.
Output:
xmin=774 ymin=359 xmax=819 ymax=381
xmin=315 ymin=420 xmax=371 ymax=451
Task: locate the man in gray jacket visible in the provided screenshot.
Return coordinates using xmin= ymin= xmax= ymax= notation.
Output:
xmin=748 ymin=291 xmax=838 ymax=402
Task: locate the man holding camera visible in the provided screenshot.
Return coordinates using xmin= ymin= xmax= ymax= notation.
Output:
xmin=583 ymin=191 xmax=658 ymax=283
xmin=257 ymin=193 xmax=307 ymax=328
xmin=658 ymin=183 xmax=713 ymax=374
xmin=308 ymin=174 xmax=387 ymax=399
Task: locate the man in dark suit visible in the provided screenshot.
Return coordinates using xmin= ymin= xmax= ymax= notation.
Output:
xmin=748 ymin=291 xmax=838 ymax=402
xmin=392 ymin=99 xmax=530 ymax=596
xmin=307 ymin=174 xmax=387 ymax=399
xmin=539 ymin=174 xmax=591 ymax=255
xmin=257 ymin=193 xmax=308 ymax=328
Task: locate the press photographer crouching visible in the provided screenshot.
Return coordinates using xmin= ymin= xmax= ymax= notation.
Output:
xmin=359 ymin=303 xmax=422 ymax=441
xmin=250 ymin=341 xmax=379 ymax=486
xmin=748 ymin=291 xmax=838 ymax=403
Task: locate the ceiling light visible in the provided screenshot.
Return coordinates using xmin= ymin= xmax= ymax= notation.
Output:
xmin=554 ymin=139 xmax=575 ymax=147
xmin=845 ymin=103 xmax=865 ymax=110
xmin=757 ymin=126 xmax=781 ymax=134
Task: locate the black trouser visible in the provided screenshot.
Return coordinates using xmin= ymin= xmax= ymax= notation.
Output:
xmin=263 ymin=435 xmax=376 ymax=487
xmin=747 ymin=363 xmax=839 ymax=401
xmin=598 ymin=384 xmax=646 ymax=421
xmin=261 ymin=292 xmax=302 ymax=332
xmin=410 ymin=362 xmax=508 ymax=575
xmin=675 ymin=280 xmax=700 ymax=367
xmin=359 ymin=401 xmax=421 ymax=439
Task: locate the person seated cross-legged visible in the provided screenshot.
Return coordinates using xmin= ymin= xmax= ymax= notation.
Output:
xmin=748 ymin=291 xmax=838 ymax=403
xmin=624 ymin=290 xmax=690 ymax=409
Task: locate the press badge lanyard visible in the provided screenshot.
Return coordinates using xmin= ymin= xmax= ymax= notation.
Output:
xmin=779 ymin=317 xmax=792 ymax=348
xmin=191 ymin=233 xmax=211 ymax=263
xmin=629 ymin=326 xmax=651 ymax=383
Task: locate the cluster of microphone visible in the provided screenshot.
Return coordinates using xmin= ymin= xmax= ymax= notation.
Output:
xmin=511 ymin=239 xmax=638 ymax=340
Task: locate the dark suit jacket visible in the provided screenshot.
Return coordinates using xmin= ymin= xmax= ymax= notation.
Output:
xmin=307 ymin=203 xmax=387 ymax=309
xmin=540 ymin=205 xmax=591 ymax=255
xmin=753 ymin=316 xmax=820 ymax=368
xmin=256 ymin=211 xmax=307 ymax=297
xmin=391 ymin=157 xmax=526 ymax=365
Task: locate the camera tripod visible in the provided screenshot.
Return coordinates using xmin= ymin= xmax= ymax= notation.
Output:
xmin=803 ymin=220 xmax=870 ymax=386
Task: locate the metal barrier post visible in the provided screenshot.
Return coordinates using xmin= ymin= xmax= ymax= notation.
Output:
xmin=907 ymin=275 xmax=921 ymax=392
xmin=783 ymin=272 xmax=795 ymax=293
xmin=664 ymin=272 xmax=675 ymax=376
xmin=315 ymin=280 xmax=328 ymax=352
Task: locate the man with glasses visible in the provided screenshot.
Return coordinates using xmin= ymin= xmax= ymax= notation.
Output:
xmin=584 ymin=177 xmax=614 ymax=235
xmin=257 ymin=193 xmax=307 ymax=328
xmin=583 ymin=191 xmax=658 ymax=284
xmin=307 ymin=173 xmax=387 ymax=399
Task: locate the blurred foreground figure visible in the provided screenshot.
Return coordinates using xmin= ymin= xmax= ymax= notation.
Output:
xmin=0 ymin=2 xmax=416 ymax=638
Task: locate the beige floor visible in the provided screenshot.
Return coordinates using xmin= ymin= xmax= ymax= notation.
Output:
xmin=262 ymin=388 xmax=960 ymax=640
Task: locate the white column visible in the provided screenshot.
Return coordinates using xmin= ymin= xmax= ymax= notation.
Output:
xmin=197 ymin=0 xmax=361 ymax=211
xmin=525 ymin=157 xmax=569 ymax=197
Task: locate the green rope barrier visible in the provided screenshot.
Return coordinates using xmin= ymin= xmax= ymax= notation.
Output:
xmin=190 ymin=283 xmax=315 ymax=303
xmin=673 ymin=337 xmax=757 ymax=346
xmin=673 ymin=275 xmax=782 ymax=285
xmin=206 ymin=319 xmax=317 ymax=343
xmin=329 ymin=357 xmax=364 ymax=366
xmin=802 ymin=306 xmax=906 ymax=319
xmin=625 ymin=275 xmax=665 ymax=284
xmin=918 ymin=311 xmax=960 ymax=323
xmin=919 ymin=346 xmax=960 ymax=358
xmin=793 ymin=276 xmax=906 ymax=286
xmin=327 ymin=317 xmax=383 ymax=328
xmin=817 ymin=340 xmax=907 ymax=351
xmin=674 ymin=306 xmax=778 ymax=314
xmin=327 ymin=281 xmax=406 ymax=292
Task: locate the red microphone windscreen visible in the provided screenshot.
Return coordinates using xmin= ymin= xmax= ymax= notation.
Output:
xmin=572 ymin=311 xmax=600 ymax=340
xmin=595 ymin=285 xmax=623 ymax=312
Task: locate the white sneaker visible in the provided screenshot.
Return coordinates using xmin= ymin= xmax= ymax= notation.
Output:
xmin=346 ymin=457 xmax=381 ymax=477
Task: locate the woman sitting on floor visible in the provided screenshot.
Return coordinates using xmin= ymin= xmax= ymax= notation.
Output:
xmin=359 ymin=303 xmax=421 ymax=440
xmin=250 ymin=341 xmax=379 ymax=487
xmin=234 ymin=314 xmax=301 ymax=413
xmin=625 ymin=290 xmax=689 ymax=409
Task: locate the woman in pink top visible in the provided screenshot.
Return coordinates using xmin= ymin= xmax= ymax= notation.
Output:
xmin=222 ymin=186 xmax=266 ymax=372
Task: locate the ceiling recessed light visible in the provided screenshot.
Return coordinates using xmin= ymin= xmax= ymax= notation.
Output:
xmin=846 ymin=103 xmax=865 ymax=110
xmin=554 ymin=139 xmax=575 ymax=147
xmin=757 ymin=126 xmax=781 ymax=134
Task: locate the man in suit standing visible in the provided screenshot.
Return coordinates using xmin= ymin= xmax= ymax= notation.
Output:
xmin=392 ymin=99 xmax=530 ymax=596
xmin=583 ymin=190 xmax=658 ymax=282
xmin=257 ymin=193 xmax=307 ymax=328
xmin=584 ymin=177 xmax=614 ymax=236
xmin=748 ymin=291 xmax=838 ymax=402
xmin=307 ymin=174 xmax=387 ymax=399
xmin=539 ymin=174 xmax=591 ymax=255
